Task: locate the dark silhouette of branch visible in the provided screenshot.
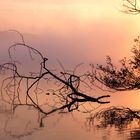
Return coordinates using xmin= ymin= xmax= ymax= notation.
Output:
xmin=86 ymin=36 xmax=140 ymax=138
xmin=0 ymin=31 xmax=110 ymax=127
xmin=87 ymin=106 xmax=140 ymax=129
xmin=122 ymin=0 xmax=140 ymax=14
xmin=87 ymin=36 xmax=140 ymax=92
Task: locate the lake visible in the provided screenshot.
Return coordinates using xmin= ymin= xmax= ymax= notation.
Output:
xmin=0 ymin=1 xmax=140 ymax=138
xmin=0 ymin=90 xmax=140 ymax=140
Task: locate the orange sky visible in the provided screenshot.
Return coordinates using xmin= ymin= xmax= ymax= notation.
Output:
xmin=1 ymin=2 xmax=140 ymax=138
xmin=0 ymin=0 xmax=140 ymax=65
xmin=0 ymin=0 xmax=127 ymax=33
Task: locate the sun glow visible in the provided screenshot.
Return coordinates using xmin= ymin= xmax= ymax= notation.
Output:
xmin=0 ymin=1 xmax=122 ymax=33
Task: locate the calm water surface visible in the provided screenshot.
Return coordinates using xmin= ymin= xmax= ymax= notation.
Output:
xmin=0 ymin=91 xmax=140 ymax=140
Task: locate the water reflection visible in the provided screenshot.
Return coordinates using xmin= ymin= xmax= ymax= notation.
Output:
xmin=87 ymin=106 xmax=140 ymax=140
xmin=1 ymin=105 xmax=140 ymax=140
xmin=128 ymin=129 xmax=140 ymax=140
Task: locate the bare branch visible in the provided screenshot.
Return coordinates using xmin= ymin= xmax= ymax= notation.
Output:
xmin=122 ymin=0 xmax=140 ymax=14
xmin=0 ymin=31 xmax=110 ymax=128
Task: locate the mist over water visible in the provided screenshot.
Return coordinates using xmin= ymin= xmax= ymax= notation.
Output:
xmin=1 ymin=0 xmax=140 ymax=139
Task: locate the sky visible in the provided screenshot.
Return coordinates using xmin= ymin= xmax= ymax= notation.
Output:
xmin=0 ymin=0 xmax=140 ymax=66
xmin=1 ymin=1 xmax=140 ymax=140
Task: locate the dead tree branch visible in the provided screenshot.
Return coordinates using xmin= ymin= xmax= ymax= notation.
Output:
xmin=0 ymin=31 xmax=110 ymax=127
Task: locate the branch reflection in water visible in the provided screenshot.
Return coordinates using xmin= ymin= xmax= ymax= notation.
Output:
xmin=0 ymin=31 xmax=110 ymax=139
xmin=87 ymin=106 xmax=140 ymax=140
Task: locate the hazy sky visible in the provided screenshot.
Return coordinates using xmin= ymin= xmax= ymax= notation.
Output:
xmin=0 ymin=0 xmax=140 ymax=66
xmin=1 ymin=1 xmax=140 ymax=140
xmin=0 ymin=0 xmax=127 ymax=33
